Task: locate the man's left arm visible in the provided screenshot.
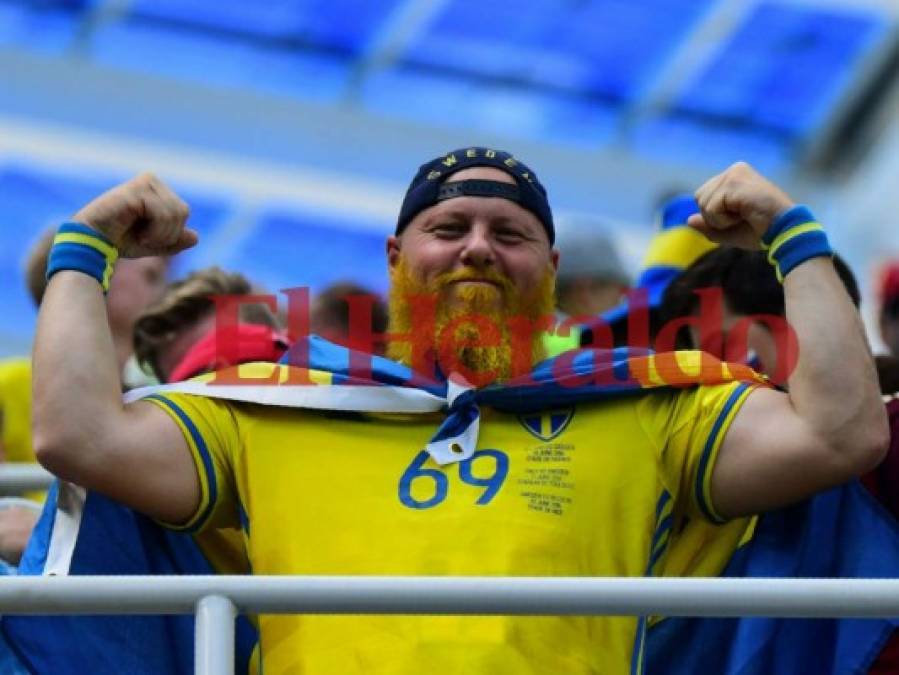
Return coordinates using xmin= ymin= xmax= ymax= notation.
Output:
xmin=689 ymin=162 xmax=889 ymax=520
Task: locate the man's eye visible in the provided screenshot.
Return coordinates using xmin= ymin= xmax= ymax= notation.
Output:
xmin=496 ymin=229 xmax=524 ymax=241
xmin=433 ymin=224 xmax=465 ymax=236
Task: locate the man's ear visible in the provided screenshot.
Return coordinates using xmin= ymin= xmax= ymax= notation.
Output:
xmin=387 ymin=235 xmax=401 ymax=270
xmin=550 ymin=248 xmax=560 ymax=272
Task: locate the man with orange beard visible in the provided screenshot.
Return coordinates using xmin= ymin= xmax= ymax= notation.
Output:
xmin=29 ymin=151 xmax=887 ymax=674
xmin=386 ymin=235 xmax=554 ymax=385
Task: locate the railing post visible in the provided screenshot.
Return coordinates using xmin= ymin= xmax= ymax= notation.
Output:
xmin=0 ymin=463 xmax=55 ymax=495
xmin=195 ymin=594 xmax=237 ymax=675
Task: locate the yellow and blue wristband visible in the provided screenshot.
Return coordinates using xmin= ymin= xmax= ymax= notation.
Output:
xmin=760 ymin=205 xmax=832 ymax=282
xmin=46 ymin=222 xmax=119 ymax=293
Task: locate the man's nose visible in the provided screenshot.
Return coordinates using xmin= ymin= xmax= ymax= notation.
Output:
xmin=459 ymin=226 xmax=495 ymax=268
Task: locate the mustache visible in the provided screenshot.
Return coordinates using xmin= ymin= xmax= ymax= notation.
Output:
xmin=430 ymin=268 xmax=515 ymax=293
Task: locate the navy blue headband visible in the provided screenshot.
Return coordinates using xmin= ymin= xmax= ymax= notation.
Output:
xmin=396 ymin=147 xmax=555 ymax=244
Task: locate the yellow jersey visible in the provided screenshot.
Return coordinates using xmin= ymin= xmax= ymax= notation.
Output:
xmin=148 ymin=379 xmax=755 ymax=674
xmin=0 ymin=358 xmax=45 ymax=503
xmin=0 ymin=358 xmax=34 ymax=465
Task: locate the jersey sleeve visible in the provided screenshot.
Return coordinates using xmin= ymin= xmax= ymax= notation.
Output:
xmin=637 ymin=381 xmax=757 ymax=523
xmin=142 ymin=392 xmax=240 ymax=533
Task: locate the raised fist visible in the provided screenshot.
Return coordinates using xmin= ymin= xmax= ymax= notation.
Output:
xmin=72 ymin=173 xmax=198 ymax=258
xmin=688 ymin=162 xmax=795 ymax=250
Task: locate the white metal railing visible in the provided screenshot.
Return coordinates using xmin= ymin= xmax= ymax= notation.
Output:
xmin=2 ymin=576 xmax=899 ymax=674
xmin=3 ymin=467 xmax=898 ymax=673
xmin=0 ymin=464 xmax=54 ymax=495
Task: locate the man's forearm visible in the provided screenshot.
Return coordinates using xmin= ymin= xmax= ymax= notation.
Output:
xmin=32 ymin=271 xmax=124 ymax=478
xmin=784 ymin=257 xmax=887 ymax=462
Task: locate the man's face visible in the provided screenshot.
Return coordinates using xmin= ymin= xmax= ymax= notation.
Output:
xmin=559 ymin=277 xmax=628 ymax=318
xmin=155 ymin=311 xmax=218 ymax=383
xmin=385 ymin=166 xmax=559 ymax=382
xmin=106 ymin=257 xmax=169 ymax=339
xmin=387 ymin=167 xmax=558 ymax=305
xmin=689 ymin=303 xmax=780 ymax=378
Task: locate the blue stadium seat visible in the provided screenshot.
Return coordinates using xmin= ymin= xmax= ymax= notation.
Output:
xmin=0 ymin=0 xmax=82 ymax=54
xmin=0 ymin=1 xmax=30 ymax=41
xmin=539 ymin=0 xmax=714 ymax=101
xmin=128 ymin=0 xmax=308 ymax=40
xmin=671 ymin=2 xmax=887 ymax=138
xmin=224 ymin=209 xmax=389 ymax=298
xmin=1 ymin=0 xmax=94 ymax=9
xmin=402 ymin=0 xmax=713 ymax=102
xmin=127 ymin=0 xmax=403 ymax=54
xmin=89 ymin=20 xmax=352 ymax=102
xmin=38 ymin=0 xmax=92 ymax=7
xmin=403 ymin=0 xmax=562 ymax=80
xmin=288 ymin=0 xmax=405 ymax=54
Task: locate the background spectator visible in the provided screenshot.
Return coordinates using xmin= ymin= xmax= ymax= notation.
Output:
xmin=878 ymin=262 xmax=899 ymax=358
xmin=543 ymin=226 xmax=629 ymax=356
xmin=25 ymin=227 xmax=169 ymax=376
xmin=133 ymin=266 xmax=286 ymax=383
xmin=554 ymin=227 xmax=629 ymax=318
xmin=659 ymin=247 xmax=860 ymax=382
xmin=310 ymin=281 xmax=388 ymax=354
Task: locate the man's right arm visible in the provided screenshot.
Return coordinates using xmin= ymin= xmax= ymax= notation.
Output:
xmin=32 ymin=174 xmax=200 ymax=525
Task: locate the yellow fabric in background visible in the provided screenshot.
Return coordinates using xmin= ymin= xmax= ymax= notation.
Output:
xmin=0 ymin=358 xmax=33 ymax=463
xmin=0 ymin=358 xmax=43 ymax=503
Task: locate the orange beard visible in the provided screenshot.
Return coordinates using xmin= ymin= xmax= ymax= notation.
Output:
xmin=386 ymin=258 xmax=556 ymax=386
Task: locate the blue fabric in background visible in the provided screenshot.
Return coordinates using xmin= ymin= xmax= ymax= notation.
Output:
xmin=2 ymin=484 xmax=257 ymax=675
xmin=0 ymin=559 xmax=28 ymax=675
xmin=645 ymin=480 xmax=899 ymax=675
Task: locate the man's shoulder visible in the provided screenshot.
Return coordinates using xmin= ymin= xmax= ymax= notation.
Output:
xmin=149 ymin=392 xmax=443 ymax=430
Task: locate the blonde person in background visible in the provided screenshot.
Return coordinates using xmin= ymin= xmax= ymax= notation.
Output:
xmin=132 ymin=266 xmax=287 ymax=384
